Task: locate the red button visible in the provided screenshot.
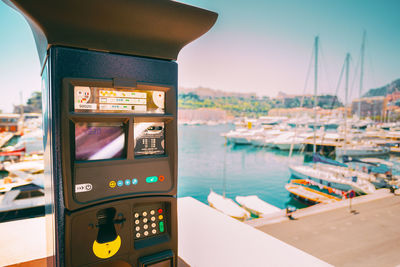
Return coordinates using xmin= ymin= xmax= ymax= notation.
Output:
xmin=159 ymin=175 xmax=165 ymax=182
xmin=158 ymin=209 xmax=163 ymax=213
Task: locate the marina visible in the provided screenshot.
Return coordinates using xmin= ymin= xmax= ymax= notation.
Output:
xmin=1 ymin=117 xmax=400 ymax=222
xmin=0 ymin=114 xmax=44 ymax=222
xmin=179 ymin=122 xmax=400 ymax=220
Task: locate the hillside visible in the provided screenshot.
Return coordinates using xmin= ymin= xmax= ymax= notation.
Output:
xmin=179 ymin=87 xmax=257 ymax=99
xmin=363 ymin=79 xmax=400 ymax=97
xmin=178 ymin=87 xmax=342 ymax=117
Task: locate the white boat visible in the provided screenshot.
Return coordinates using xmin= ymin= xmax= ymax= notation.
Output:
xmin=0 ymin=181 xmax=44 ymax=216
xmin=0 ymin=159 xmax=44 ymax=193
xmin=235 ymin=195 xmax=281 ymax=217
xmin=336 ymin=145 xmax=390 ymax=157
xmin=266 ymin=132 xmax=304 ymax=150
xmin=289 ymin=165 xmax=376 ymax=195
xmin=4 ymin=129 xmax=43 ymax=154
xmin=315 ymin=163 xmax=376 ymax=183
xmin=225 ymin=128 xmax=264 ymax=145
xmin=249 ymin=129 xmax=282 ymax=147
xmin=0 ymin=182 xmax=44 ymax=212
xmin=273 ymin=135 xmax=304 ymax=151
xmin=0 ymin=132 xmax=15 ymax=148
xmin=3 ymin=159 xmax=44 ymax=174
xmin=207 ymin=190 xmax=250 ymax=221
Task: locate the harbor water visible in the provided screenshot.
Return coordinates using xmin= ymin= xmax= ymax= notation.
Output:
xmin=178 ymin=124 xmax=310 ymax=209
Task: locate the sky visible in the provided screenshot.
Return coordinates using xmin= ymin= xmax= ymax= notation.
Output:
xmin=1 ymin=0 xmax=400 ymax=112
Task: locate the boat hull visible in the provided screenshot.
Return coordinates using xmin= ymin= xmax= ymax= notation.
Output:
xmin=336 ymin=147 xmax=390 ymax=157
xmin=274 ymin=143 xmax=302 ymax=151
xmin=289 ymin=166 xmax=356 ymax=193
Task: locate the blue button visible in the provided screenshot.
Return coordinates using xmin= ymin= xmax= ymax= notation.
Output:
xmin=125 ymin=179 xmax=131 ymax=186
xmin=146 ymin=176 xmax=158 ymax=183
xmin=117 ymin=180 xmax=123 ymax=187
xmin=132 ymin=178 xmax=138 ymax=185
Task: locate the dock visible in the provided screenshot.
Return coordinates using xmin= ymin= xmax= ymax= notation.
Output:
xmin=0 ymin=197 xmax=330 ymax=267
xmin=248 ymin=189 xmax=400 ymax=267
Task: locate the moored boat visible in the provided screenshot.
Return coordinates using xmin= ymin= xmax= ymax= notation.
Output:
xmin=336 ymin=145 xmax=390 ymax=157
xmin=235 ymin=195 xmax=281 ymax=217
xmin=285 ymin=179 xmax=342 ymax=205
xmin=207 ymin=190 xmax=250 ymax=221
xmin=289 ymin=164 xmax=376 ymax=195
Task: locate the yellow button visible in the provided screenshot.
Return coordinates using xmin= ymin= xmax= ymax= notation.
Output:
xmin=158 ymin=215 xmax=163 ymax=220
xmin=109 ymin=181 xmax=116 ymax=188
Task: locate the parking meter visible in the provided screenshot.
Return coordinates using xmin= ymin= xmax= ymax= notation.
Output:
xmin=4 ymin=0 xmax=217 ymax=266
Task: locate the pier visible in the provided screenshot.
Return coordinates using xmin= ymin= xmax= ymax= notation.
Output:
xmin=248 ymin=189 xmax=400 ymax=267
xmin=0 ymin=197 xmax=330 ymax=267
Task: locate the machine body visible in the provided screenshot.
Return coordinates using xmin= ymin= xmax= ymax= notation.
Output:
xmin=42 ymin=46 xmax=178 ymax=266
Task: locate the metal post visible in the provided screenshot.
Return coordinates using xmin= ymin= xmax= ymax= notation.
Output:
xmin=358 ymin=31 xmax=366 ymax=119
xmin=313 ymin=36 xmax=319 ymax=154
xmin=344 ymin=53 xmax=350 ymax=154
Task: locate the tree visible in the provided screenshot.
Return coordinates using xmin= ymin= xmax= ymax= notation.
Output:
xmin=13 ymin=91 xmax=42 ymax=113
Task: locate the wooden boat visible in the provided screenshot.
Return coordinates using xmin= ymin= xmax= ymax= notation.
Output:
xmin=285 ymin=179 xmax=342 ymax=205
xmin=235 ymin=195 xmax=281 ymax=217
xmin=208 ymin=190 xmax=250 ymax=221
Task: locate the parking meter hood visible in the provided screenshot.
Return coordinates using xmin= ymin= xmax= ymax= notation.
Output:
xmin=3 ymin=0 xmax=218 ymax=67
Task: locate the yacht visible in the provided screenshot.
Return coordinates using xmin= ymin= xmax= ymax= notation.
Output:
xmin=225 ymin=128 xmax=265 ymax=145
xmin=289 ymin=164 xmax=376 ymax=195
xmin=249 ymin=129 xmax=282 ymax=147
xmin=272 ymin=133 xmax=304 ymax=151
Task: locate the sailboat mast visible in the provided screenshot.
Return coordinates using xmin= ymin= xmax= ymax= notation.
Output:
xmin=358 ymin=31 xmax=366 ymax=119
xmin=313 ymin=36 xmax=319 ymax=154
xmin=344 ymin=53 xmax=350 ymax=153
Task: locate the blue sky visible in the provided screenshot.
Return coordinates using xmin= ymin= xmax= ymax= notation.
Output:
xmin=1 ymin=0 xmax=400 ymax=112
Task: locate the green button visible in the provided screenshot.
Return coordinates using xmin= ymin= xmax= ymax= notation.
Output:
xmin=159 ymin=221 xmax=164 ymax=232
xmin=146 ymin=176 xmax=158 ymax=183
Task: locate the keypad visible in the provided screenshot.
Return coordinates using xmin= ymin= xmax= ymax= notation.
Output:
xmin=133 ymin=204 xmax=166 ymax=240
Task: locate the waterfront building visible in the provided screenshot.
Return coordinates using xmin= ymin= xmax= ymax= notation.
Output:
xmin=0 ymin=114 xmax=20 ymax=133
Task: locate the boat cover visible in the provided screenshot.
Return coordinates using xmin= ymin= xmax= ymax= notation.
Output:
xmin=342 ymin=156 xmax=391 ymax=174
xmin=208 ymin=191 xmax=250 ymax=220
xmin=313 ymin=153 xmax=348 ymax=167
xmin=235 ymin=195 xmax=281 ymax=216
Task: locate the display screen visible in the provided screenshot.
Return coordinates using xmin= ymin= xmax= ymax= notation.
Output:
xmin=75 ymin=122 xmax=125 ymax=160
xmin=74 ymin=86 xmax=165 ymax=114
xmin=134 ymin=122 xmax=165 ymax=156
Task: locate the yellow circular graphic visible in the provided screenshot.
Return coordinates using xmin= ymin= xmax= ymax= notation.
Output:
xmin=92 ymin=235 xmax=121 ymax=259
xmin=109 ymin=181 xmax=116 ymax=188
